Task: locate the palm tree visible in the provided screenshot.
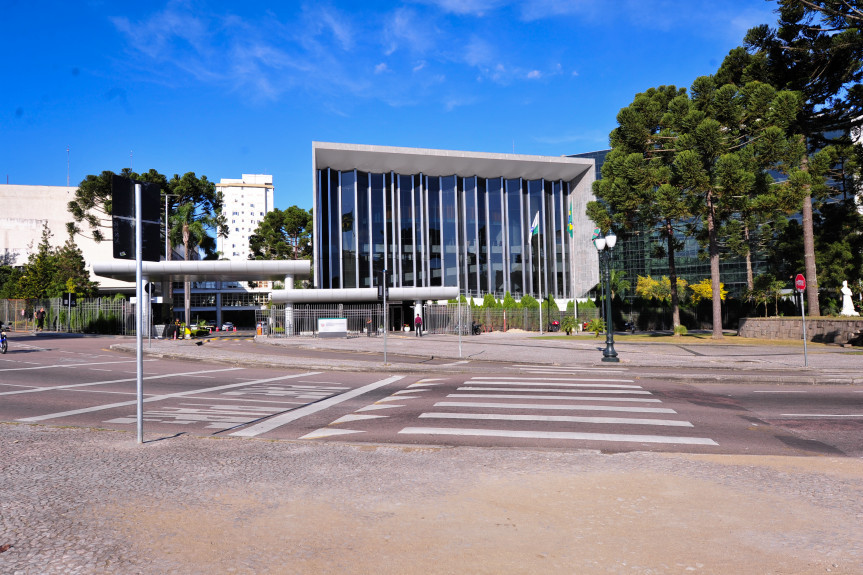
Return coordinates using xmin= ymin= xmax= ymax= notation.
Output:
xmin=169 ymin=203 xmax=217 ymax=325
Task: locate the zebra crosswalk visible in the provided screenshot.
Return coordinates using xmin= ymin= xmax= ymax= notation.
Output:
xmin=301 ymin=368 xmax=719 ymax=449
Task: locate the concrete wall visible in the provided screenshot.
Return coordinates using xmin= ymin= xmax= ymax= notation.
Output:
xmin=738 ymin=317 xmax=863 ymax=344
xmin=0 ymin=184 xmax=132 ymax=290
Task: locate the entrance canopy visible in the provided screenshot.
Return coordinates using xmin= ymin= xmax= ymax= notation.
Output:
xmin=270 ymin=286 xmax=459 ymax=304
xmin=92 ymin=260 xmax=311 ymax=283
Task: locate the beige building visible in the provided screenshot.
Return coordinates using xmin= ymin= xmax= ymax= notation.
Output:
xmin=0 ymin=184 xmax=131 ymax=290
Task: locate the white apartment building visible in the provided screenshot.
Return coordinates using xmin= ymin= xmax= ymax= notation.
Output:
xmin=216 ymin=174 xmax=275 ymax=261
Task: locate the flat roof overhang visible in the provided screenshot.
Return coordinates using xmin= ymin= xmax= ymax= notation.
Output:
xmin=92 ymin=260 xmax=311 ymax=283
xmin=313 ymin=142 xmax=594 ymax=182
xmin=271 ymin=286 xmax=459 ymax=304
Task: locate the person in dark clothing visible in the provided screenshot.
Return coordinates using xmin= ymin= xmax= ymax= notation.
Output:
xmin=414 ymin=314 xmax=423 ymax=337
xmin=35 ymin=307 xmax=46 ymax=331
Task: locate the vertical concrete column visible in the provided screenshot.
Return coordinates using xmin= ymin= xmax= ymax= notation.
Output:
xmin=284 ymin=274 xmax=295 ymax=337
xmin=141 ymin=277 xmax=151 ymax=337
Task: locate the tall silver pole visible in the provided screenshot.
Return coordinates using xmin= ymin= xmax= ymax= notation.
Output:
xmin=135 ymin=183 xmax=144 ymax=444
xmin=383 ymin=269 xmax=388 ymax=365
xmin=165 ymin=194 xmax=169 ymax=260
xmin=458 ymin=290 xmax=462 ymax=358
xmin=800 ymin=290 xmax=808 ymax=367
xmin=539 ymin=238 xmax=543 ymax=335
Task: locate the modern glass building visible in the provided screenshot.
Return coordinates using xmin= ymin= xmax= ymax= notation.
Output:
xmin=313 ymin=142 xmax=600 ymax=300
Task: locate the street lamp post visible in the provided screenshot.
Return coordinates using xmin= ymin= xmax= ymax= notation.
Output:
xmin=594 ymin=231 xmax=619 ymax=363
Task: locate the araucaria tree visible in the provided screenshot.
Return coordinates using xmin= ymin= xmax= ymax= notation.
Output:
xmin=587 ymin=85 xmax=690 ymax=334
xmin=672 ymin=76 xmax=801 ymax=338
xmin=248 ymin=206 xmax=313 ymax=261
xmin=589 ymin=78 xmax=801 ymax=338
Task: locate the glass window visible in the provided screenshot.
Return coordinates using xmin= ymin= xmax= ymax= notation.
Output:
xmin=398 ymin=174 xmax=415 ymax=286
xmin=357 ymin=171 xmax=370 ymax=287
xmin=463 ymin=177 xmax=478 ymax=295
xmin=441 ymin=175 xmax=458 ymax=287
xmin=506 ymin=178 xmax=523 ymax=295
xmin=341 ymin=170 xmax=357 ymax=289
xmin=486 ymin=178 xmax=504 ymax=293
xmin=426 ymin=176 xmax=442 ymax=286
xmin=370 ymin=172 xmax=386 ymax=288
xmin=527 ymin=179 xmax=543 ymax=297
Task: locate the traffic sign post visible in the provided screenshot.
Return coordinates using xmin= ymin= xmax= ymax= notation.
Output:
xmin=796 ymin=273 xmax=808 ymax=367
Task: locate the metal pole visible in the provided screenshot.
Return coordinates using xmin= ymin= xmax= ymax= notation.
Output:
xmin=135 ymin=183 xmax=144 ymax=444
xmin=458 ymin=290 xmax=462 ymax=358
xmin=601 ymin=250 xmax=619 ymax=362
xmin=539 ymin=240 xmax=543 ymax=335
xmin=800 ymin=290 xmax=808 ymax=367
xmin=383 ymin=268 xmax=388 ymax=365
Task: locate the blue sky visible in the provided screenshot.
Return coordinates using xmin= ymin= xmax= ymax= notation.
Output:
xmin=2 ymin=0 xmax=777 ymax=211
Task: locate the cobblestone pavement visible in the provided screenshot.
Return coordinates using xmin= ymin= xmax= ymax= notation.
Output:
xmin=3 ymin=423 xmax=863 ymax=574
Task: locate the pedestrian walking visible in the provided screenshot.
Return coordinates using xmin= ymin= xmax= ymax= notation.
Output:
xmin=366 ymin=316 xmax=372 ymax=337
xmin=414 ymin=314 xmax=423 ymax=337
xmin=35 ymin=307 xmax=46 ymax=331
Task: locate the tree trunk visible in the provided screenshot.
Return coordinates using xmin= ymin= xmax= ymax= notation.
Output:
xmin=183 ymin=225 xmax=191 ymax=327
xmin=744 ymin=224 xmax=753 ymax=291
xmin=800 ymin=146 xmax=820 ymax=316
xmin=801 ymin=190 xmax=820 ymax=316
xmin=707 ymin=190 xmax=723 ymax=339
xmin=666 ymin=221 xmax=681 ymax=336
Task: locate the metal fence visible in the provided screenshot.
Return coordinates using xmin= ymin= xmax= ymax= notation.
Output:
xmin=1 ymin=298 xmax=137 ymax=335
xmin=255 ymin=303 xmax=597 ymax=338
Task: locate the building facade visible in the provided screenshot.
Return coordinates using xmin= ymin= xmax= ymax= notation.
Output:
xmin=0 ymin=184 xmax=129 ymax=290
xmin=313 ymin=142 xmax=600 ymax=301
xmin=216 ymin=174 xmax=274 ymax=261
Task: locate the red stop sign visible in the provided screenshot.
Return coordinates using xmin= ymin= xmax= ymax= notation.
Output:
xmin=795 ymin=274 xmax=806 ymax=291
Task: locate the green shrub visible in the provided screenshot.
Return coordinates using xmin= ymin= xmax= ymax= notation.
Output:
xmin=673 ymin=324 xmax=688 ymax=336
xmin=586 ymin=318 xmax=605 ymax=337
xmin=561 ymin=317 xmax=577 ymax=335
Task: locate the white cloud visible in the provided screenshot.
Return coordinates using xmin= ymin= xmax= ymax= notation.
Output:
xmin=375 ymin=62 xmax=389 ymax=74
xmin=527 ymin=70 xmax=541 ymax=79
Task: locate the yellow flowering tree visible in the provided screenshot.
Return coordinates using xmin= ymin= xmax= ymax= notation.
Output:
xmin=689 ymin=279 xmax=727 ymax=304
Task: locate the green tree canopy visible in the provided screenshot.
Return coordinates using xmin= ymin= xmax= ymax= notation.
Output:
xmin=248 ymin=206 xmax=313 ymax=260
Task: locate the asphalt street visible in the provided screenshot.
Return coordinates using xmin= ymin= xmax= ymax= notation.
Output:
xmin=1 ymin=332 xmax=861 ymax=456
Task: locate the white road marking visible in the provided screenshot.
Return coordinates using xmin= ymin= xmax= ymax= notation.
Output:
xmin=458 ymin=386 xmax=649 ymax=394
xmin=376 ymin=396 xmax=417 ymax=403
xmin=393 ymin=389 xmax=426 ymax=395
xmin=301 ymin=428 xmax=364 ymax=439
xmin=356 ymin=404 xmax=404 ymax=412
xmin=230 ymin=375 xmax=404 ymax=437
xmin=464 ymin=381 xmax=642 ymax=389
xmin=419 ymin=412 xmax=693 ymax=427
xmin=753 ymin=390 xmax=808 ymax=393
xmin=0 ymin=367 xmax=244 ymax=397
xmin=331 ymin=414 xmax=387 ymax=424
xmin=471 ymin=377 xmax=636 ymax=384
xmin=780 ymin=414 xmax=863 ymax=418
xmin=436 ymin=401 xmax=675 ymax=414
xmin=0 ymin=359 xmax=151 ymax=373
xmin=17 ymin=371 xmax=319 ymax=422
xmin=448 ymin=394 xmax=661 ymax=403
xmin=399 ymin=427 xmax=717 ymax=445
xmin=514 ymin=365 xmax=628 ymax=373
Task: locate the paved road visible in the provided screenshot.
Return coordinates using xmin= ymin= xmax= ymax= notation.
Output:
xmin=4 ymin=332 xmax=863 ymax=574
xmin=2 ymin=334 xmax=861 ymax=456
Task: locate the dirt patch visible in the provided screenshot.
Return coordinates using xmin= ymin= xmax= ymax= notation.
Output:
xmin=105 ymin=462 xmax=863 ymax=574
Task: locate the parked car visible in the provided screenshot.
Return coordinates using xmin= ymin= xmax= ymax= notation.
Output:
xmin=221 ymin=322 xmax=235 ymax=331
